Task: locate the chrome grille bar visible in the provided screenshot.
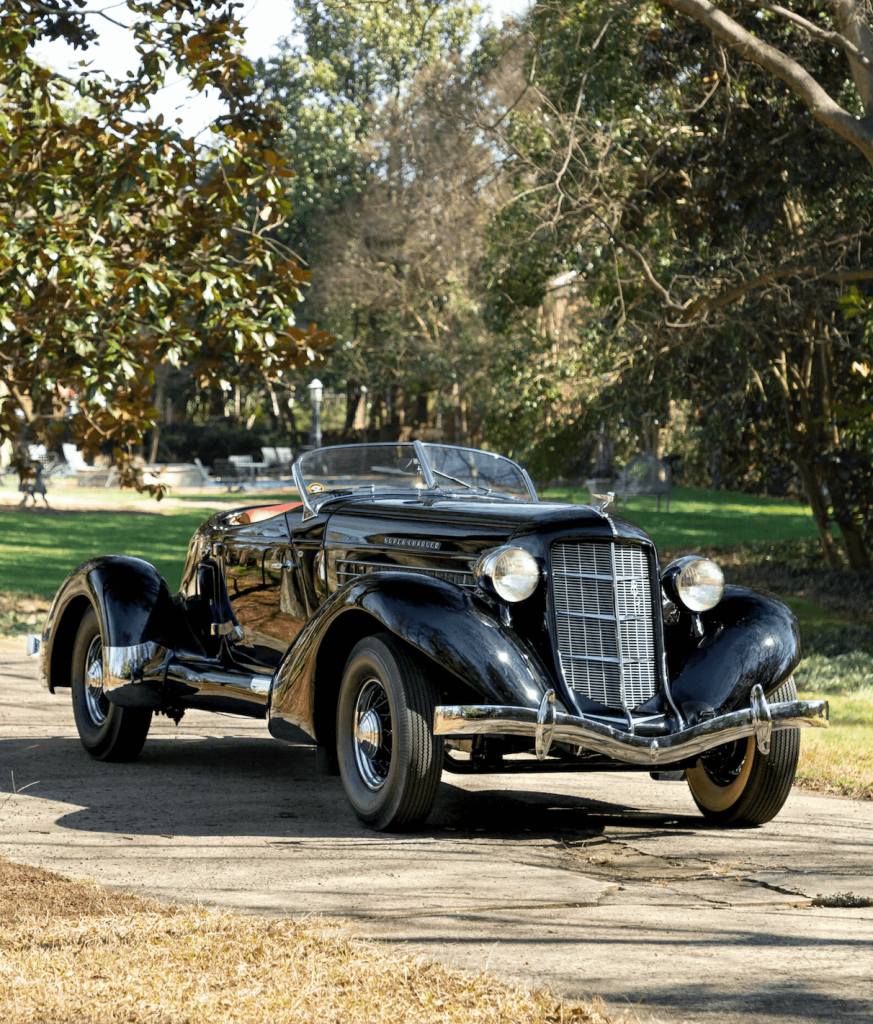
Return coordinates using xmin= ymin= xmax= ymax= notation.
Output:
xmin=551 ymin=541 xmax=657 ymax=710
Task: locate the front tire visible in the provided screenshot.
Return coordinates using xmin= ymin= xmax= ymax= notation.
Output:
xmin=337 ymin=633 xmax=443 ymax=831
xmin=686 ymin=677 xmax=800 ymax=826
xmin=71 ymin=607 xmax=152 ymax=762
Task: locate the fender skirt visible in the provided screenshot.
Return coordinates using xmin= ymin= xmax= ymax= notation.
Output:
xmin=41 ymin=556 xmax=178 ymax=706
xmin=268 ymin=572 xmax=559 ymax=743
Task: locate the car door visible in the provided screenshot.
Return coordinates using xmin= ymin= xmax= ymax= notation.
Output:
xmin=223 ymin=506 xmax=308 ymax=670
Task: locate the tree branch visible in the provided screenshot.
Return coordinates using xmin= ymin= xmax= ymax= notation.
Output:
xmin=658 ymin=0 xmax=873 ymax=167
xmin=832 ymin=0 xmax=873 ymax=116
xmin=28 ymin=1 xmax=129 ymax=31
xmin=747 ymin=2 xmax=873 ymax=76
xmin=675 ymin=265 xmax=873 ymax=324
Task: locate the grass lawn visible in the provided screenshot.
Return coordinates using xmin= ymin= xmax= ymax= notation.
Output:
xmin=5 ymin=482 xmax=818 ymax=598
xmin=0 ymin=509 xmax=213 ymax=596
xmin=540 ymin=483 xmax=820 ymax=551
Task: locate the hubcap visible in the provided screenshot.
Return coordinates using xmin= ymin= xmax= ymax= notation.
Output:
xmin=83 ymin=634 xmax=109 ymax=726
xmin=353 ymin=678 xmax=393 ymax=791
xmin=355 ymin=708 xmax=383 ymax=759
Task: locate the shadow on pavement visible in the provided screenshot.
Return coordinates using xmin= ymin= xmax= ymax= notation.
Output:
xmin=0 ymin=732 xmax=709 ymax=842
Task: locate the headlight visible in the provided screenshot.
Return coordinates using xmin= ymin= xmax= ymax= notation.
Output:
xmin=474 ymin=547 xmax=540 ymax=603
xmin=662 ymin=556 xmax=724 ymax=613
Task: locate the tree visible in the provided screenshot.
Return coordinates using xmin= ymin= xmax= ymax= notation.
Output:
xmin=0 ymin=1 xmax=330 ymax=487
xmin=256 ymin=0 xmax=505 ymax=441
xmin=485 ymin=1 xmax=873 ymax=566
xmin=658 ymin=0 xmax=873 ymax=167
xmin=303 ymin=52 xmax=520 ymax=443
xmin=257 ymin=0 xmax=480 ymax=265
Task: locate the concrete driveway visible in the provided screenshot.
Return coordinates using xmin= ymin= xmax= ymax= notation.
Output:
xmin=1 ymin=640 xmax=871 ymax=1024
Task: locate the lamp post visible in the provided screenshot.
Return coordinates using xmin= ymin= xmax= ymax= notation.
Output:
xmin=308 ymin=378 xmax=323 ymax=449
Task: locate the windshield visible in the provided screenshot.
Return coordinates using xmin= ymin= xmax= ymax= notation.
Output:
xmin=294 ymin=442 xmax=534 ymax=513
xmin=421 ymin=444 xmax=532 ymax=498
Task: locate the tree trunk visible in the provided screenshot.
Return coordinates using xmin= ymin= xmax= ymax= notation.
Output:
xmin=148 ymin=364 xmax=168 ymax=463
xmin=833 ymin=0 xmax=873 ymax=116
xmin=836 ymin=517 xmax=871 ymax=570
xmin=793 ymin=457 xmax=843 ymax=570
xmin=344 ymin=381 xmax=360 ymax=433
xmin=825 ymin=474 xmax=872 ymax=570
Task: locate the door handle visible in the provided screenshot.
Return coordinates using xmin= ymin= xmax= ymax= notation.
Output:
xmin=269 ymin=560 xmax=296 ymax=570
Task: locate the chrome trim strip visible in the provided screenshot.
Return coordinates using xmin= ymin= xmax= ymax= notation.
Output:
xmin=337 ymin=558 xmax=474 ymax=572
xmin=250 ymin=675 xmax=272 ymax=695
xmin=535 ymin=689 xmax=556 ymax=760
xmin=293 ymin=459 xmax=316 ymax=520
xmin=433 ymin=696 xmax=828 ymax=766
xmin=102 ymin=642 xmax=169 ymax=691
xmin=337 ymin=560 xmax=476 ymax=589
xmin=522 ymin=468 xmax=539 ymax=502
xmin=413 ymin=438 xmax=437 ymax=490
xmin=609 ymin=541 xmax=634 ymax=732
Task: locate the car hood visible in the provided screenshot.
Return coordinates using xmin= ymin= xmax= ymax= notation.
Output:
xmin=320 ymin=495 xmax=653 ymax=547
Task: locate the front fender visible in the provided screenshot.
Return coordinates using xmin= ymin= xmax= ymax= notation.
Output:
xmin=666 ymin=585 xmax=801 ymax=717
xmin=41 ymin=556 xmax=177 ymax=705
xmin=268 ymin=572 xmax=559 ymax=744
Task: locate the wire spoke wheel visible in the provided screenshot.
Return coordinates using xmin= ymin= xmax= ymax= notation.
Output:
xmin=337 ymin=633 xmax=443 ymax=832
xmin=686 ymin=677 xmax=801 ymax=827
xmin=353 ymin=678 xmax=394 ymax=790
xmin=82 ymin=634 xmax=110 ymax=727
xmin=71 ymin=606 xmax=152 ymax=762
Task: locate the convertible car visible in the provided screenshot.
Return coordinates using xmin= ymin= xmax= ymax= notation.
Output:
xmin=32 ymin=441 xmax=828 ymax=831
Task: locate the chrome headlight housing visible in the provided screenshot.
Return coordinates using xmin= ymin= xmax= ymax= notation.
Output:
xmin=474 ymin=546 xmax=541 ymax=603
xmin=661 ymin=556 xmax=724 ymax=613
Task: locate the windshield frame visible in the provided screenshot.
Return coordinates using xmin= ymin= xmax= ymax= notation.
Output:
xmin=292 ymin=440 xmax=536 ymax=518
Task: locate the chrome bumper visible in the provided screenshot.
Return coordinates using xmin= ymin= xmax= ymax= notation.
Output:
xmin=433 ymin=685 xmax=828 ymax=765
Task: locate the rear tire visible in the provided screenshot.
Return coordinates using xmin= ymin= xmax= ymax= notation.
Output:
xmin=71 ymin=607 xmax=152 ymax=762
xmin=686 ymin=677 xmax=800 ymax=826
xmin=337 ymin=633 xmax=443 ymax=832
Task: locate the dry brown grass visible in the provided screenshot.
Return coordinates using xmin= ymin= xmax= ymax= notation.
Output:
xmin=0 ymin=858 xmax=614 ymax=1024
xmin=794 ymin=723 xmax=873 ymax=800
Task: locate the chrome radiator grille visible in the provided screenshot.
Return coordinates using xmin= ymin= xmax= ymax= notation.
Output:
xmin=551 ymin=542 xmax=657 ymax=710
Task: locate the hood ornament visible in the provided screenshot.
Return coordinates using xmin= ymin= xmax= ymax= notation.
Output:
xmin=592 ymin=490 xmax=615 ymax=513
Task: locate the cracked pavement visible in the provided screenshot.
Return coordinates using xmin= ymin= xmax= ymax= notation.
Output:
xmin=1 ymin=640 xmax=871 ymax=1024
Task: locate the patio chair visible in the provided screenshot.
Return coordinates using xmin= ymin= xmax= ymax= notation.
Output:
xmin=62 ymin=444 xmax=90 ymax=472
xmin=275 ymin=446 xmax=294 ymax=471
xmin=228 ymin=454 xmax=258 ymax=481
xmin=260 ymin=447 xmax=283 ymax=478
xmin=212 ymin=458 xmax=246 ymax=492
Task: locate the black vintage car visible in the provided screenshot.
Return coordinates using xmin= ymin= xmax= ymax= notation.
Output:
xmin=34 ymin=442 xmax=827 ymax=831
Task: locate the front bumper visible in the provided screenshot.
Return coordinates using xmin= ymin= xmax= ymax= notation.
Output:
xmin=433 ymin=685 xmax=828 ymax=765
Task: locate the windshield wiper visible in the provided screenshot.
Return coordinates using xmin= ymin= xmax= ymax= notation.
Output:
xmin=431 ymin=469 xmax=491 ymax=493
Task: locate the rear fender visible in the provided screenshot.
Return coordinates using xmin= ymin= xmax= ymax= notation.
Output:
xmin=268 ymin=572 xmax=558 ymax=746
xmin=42 ymin=556 xmax=179 ymax=706
xmin=665 ymin=586 xmax=801 ymax=719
